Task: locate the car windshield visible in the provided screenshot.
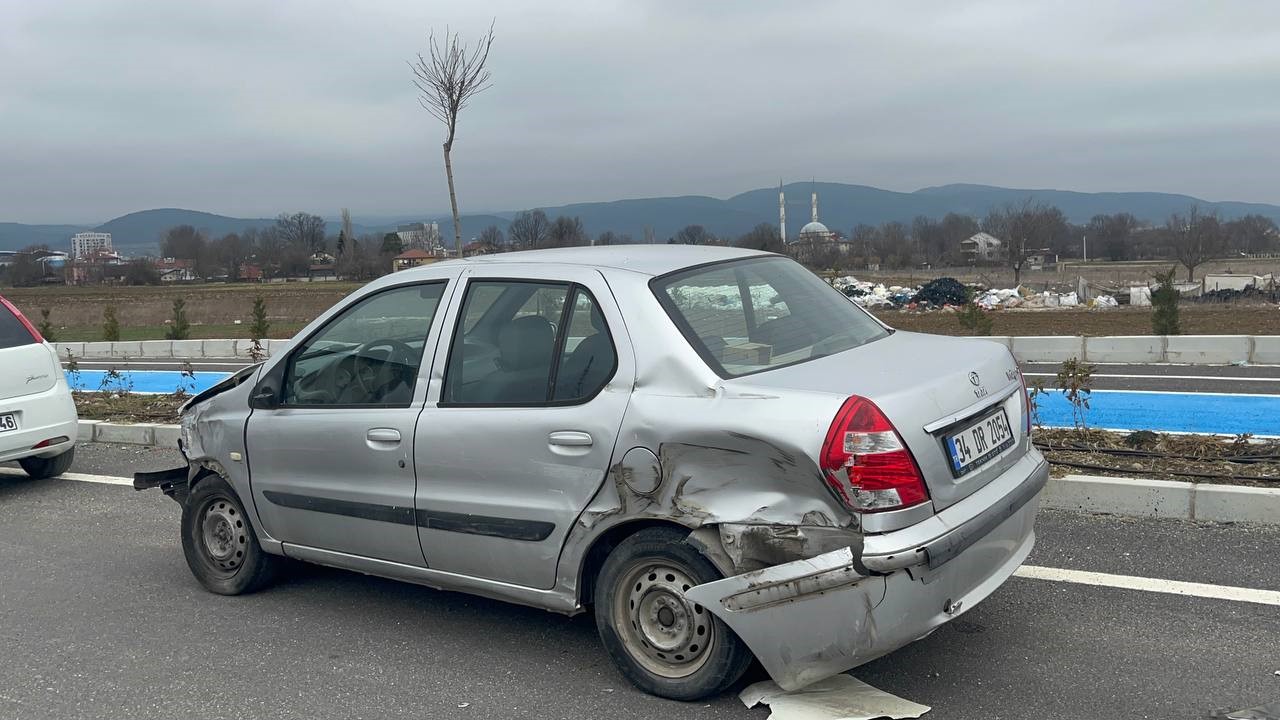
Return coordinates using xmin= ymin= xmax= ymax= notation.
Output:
xmin=653 ymin=256 xmax=890 ymax=377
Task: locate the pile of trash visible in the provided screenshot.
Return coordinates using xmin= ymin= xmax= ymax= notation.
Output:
xmin=833 ymin=277 xmax=917 ymax=308
xmin=912 ymin=277 xmax=969 ymax=307
xmin=832 ymin=275 xmax=1119 ymax=312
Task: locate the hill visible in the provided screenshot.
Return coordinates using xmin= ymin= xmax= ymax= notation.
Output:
xmin=5 ymin=183 xmax=1279 ymax=252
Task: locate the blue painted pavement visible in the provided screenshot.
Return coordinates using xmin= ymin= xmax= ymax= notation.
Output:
xmin=1034 ymin=389 xmax=1280 ymax=436
xmin=67 ymin=369 xmax=227 ymax=395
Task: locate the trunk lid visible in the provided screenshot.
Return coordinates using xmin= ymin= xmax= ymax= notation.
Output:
xmin=0 ymin=299 xmax=58 ymax=401
xmin=728 ymin=331 xmax=1027 ymax=511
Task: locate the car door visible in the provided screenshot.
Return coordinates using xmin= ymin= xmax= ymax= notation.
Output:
xmin=413 ymin=265 xmax=633 ymax=589
xmin=246 ymin=277 xmax=454 ymax=567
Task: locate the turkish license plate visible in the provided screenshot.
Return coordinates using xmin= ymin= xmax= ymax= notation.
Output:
xmin=0 ymin=413 xmax=17 ymax=433
xmin=945 ymin=408 xmax=1014 ymax=476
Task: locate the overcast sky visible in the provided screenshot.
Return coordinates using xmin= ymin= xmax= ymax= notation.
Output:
xmin=3 ymin=0 xmax=1279 ymax=223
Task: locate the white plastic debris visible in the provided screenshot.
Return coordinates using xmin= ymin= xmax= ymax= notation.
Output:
xmin=740 ymin=675 xmax=931 ymax=720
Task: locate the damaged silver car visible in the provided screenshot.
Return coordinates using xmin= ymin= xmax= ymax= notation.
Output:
xmin=137 ymin=245 xmax=1046 ymax=700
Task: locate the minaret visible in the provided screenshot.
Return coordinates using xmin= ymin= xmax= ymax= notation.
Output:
xmin=811 ymin=184 xmax=819 ymax=223
xmin=778 ymin=180 xmax=786 ymax=243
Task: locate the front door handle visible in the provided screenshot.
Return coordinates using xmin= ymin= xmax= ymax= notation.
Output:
xmin=548 ymin=430 xmax=593 ymax=447
xmin=367 ymin=428 xmax=401 ymax=444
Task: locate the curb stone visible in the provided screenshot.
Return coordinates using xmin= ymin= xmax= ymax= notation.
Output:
xmin=1041 ymin=474 xmax=1280 ymax=526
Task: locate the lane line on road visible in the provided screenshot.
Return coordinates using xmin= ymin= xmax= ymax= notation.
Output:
xmin=0 ymin=468 xmax=134 ymax=486
xmin=1016 ymin=565 xmax=1280 ymax=606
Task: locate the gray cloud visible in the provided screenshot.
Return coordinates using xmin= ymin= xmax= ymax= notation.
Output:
xmin=2 ymin=0 xmax=1278 ymax=222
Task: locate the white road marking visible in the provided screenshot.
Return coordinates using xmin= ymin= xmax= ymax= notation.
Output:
xmin=0 ymin=468 xmax=133 ymax=486
xmin=1016 ymin=565 xmax=1280 ymax=607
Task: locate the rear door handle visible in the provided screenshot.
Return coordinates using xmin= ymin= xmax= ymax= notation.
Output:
xmin=367 ymin=428 xmax=402 ymax=444
xmin=548 ymin=431 xmax=593 ymax=447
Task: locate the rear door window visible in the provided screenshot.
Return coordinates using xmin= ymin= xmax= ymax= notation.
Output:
xmin=653 ymin=257 xmax=889 ymax=377
xmin=0 ymin=302 xmax=38 ymax=350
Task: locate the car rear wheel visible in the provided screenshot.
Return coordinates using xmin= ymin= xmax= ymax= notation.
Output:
xmin=594 ymin=526 xmax=753 ymax=700
xmin=181 ymin=474 xmax=278 ymax=595
xmin=18 ymin=446 xmax=75 ymax=479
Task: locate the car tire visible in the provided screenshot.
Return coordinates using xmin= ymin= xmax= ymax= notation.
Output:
xmin=181 ymin=474 xmax=278 ymax=595
xmin=18 ymin=446 xmax=75 ymax=479
xmin=594 ymin=525 xmax=753 ymax=701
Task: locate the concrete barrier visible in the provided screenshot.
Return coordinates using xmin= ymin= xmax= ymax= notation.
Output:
xmin=1164 ymin=335 xmax=1253 ymax=365
xmin=1084 ymin=335 xmax=1165 ymax=364
xmin=139 ymin=340 xmax=173 ymax=358
xmin=170 ymin=340 xmax=204 ymax=358
xmin=1249 ymin=336 xmax=1280 ymax=365
xmin=1010 ymin=335 xmax=1085 ymax=363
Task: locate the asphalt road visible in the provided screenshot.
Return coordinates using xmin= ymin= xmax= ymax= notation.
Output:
xmin=70 ymin=358 xmax=1280 ymax=395
xmin=1 ymin=443 xmax=1277 ymax=720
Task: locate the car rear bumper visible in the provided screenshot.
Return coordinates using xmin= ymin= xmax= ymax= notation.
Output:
xmin=0 ymin=382 xmax=78 ymax=463
xmin=684 ymin=451 xmax=1047 ymax=691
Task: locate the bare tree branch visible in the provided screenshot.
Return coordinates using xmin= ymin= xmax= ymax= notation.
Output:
xmin=410 ymin=20 xmax=495 ymax=256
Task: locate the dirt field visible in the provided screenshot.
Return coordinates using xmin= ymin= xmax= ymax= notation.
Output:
xmin=3 ymin=282 xmax=361 ymax=341
xmin=880 ymin=304 xmax=1280 ymax=337
xmin=4 ymin=276 xmax=1278 ymax=342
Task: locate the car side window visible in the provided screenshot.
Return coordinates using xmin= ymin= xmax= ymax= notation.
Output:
xmin=442 ymin=281 xmax=616 ymax=406
xmin=283 ymin=282 xmax=445 ymax=407
xmin=553 ymin=289 xmax=617 ymax=402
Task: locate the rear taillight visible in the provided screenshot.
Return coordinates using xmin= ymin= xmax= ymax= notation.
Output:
xmin=820 ymin=395 xmax=929 ymax=513
xmin=0 ymin=296 xmax=43 ymax=343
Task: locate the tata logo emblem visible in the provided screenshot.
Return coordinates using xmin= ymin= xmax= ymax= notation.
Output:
xmin=969 ymin=372 xmax=981 ymax=387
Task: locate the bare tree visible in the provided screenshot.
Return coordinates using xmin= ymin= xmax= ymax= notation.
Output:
xmin=674 ymin=224 xmax=716 ymax=245
xmin=1166 ymin=206 xmax=1222 ymax=282
xmin=508 ymin=210 xmax=550 ymax=249
xmin=411 ymin=21 xmax=496 ymax=257
xmin=478 ymin=224 xmax=505 ymax=250
xmin=547 ymin=216 xmax=588 ymax=247
xmin=595 ymin=230 xmax=619 ymax=246
xmin=734 ymin=223 xmax=785 ymax=253
xmin=983 ymin=200 xmax=1066 ymax=285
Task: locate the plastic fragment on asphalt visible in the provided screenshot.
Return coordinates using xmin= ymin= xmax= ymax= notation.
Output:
xmin=740 ymin=675 xmax=930 ymax=720
xmin=1210 ymin=700 xmax=1280 ymax=719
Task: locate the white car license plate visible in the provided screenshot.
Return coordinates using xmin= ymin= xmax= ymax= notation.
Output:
xmin=945 ymin=408 xmax=1014 ymax=476
xmin=0 ymin=413 xmax=17 ymax=433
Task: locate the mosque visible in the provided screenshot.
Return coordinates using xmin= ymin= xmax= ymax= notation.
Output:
xmin=780 ymin=183 xmax=852 ymax=262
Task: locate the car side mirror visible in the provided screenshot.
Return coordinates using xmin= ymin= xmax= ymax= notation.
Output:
xmin=249 ymin=381 xmax=280 ymax=410
xmin=249 ymin=362 xmax=285 ymax=410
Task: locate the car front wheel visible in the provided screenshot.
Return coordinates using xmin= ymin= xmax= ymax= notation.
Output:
xmin=594 ymin=526 xmax=753 ymax=701
xmin=181 ymin=474 xmax=278 ymax=595
xmin=18 ymin=446 xmax=75 ymax=479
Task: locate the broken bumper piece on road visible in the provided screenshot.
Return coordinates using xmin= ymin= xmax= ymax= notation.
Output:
xmin=687 ymin=457 xmax=1046 ymax=691
xmin=133 ymin=465 xmax=189 ymax=500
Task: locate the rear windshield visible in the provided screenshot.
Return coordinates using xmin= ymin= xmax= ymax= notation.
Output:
xmin=653 ymin=256 xmax=890 ymax=378
xmin=0 ymin=301 xmax=37 ymax=350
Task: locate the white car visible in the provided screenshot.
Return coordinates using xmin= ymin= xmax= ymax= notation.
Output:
xmin=0 ymin=295 xmax=77 ymax=478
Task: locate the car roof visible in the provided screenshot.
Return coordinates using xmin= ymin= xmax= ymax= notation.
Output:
xmin=401 ymin=244 xmax=774 ymax=278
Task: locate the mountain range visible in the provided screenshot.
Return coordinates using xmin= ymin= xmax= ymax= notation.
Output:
xmin=5 ymin=182 xmax=1280 ymax=253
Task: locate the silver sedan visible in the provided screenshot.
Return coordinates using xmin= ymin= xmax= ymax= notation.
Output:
xmin=137 ymin=245 xmax=1046 ymax=700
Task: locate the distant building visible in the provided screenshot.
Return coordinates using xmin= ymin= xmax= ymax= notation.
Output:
xmin=155 ymin=257 xmax=197 ymax=283
xmin=961 ymin=232 xmax=1002 ymax=262
xmin=396 ymin=222 xmax=442 ymax=250
xmin=71 ymin=232 xmax=112 ymax=259
xmin=784 ymin=187 xmax=852 ymax=263
xmin=392 ymin=248 xmax=444 ymax=272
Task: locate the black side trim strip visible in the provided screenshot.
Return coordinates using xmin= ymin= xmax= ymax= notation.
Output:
xmin=416 ymin=508 xmax=554 ymax=542
xmin=261 ymin=491 xmax=555 ymax=542
xmin=263 ymin=490 xmax=415 ymax=525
